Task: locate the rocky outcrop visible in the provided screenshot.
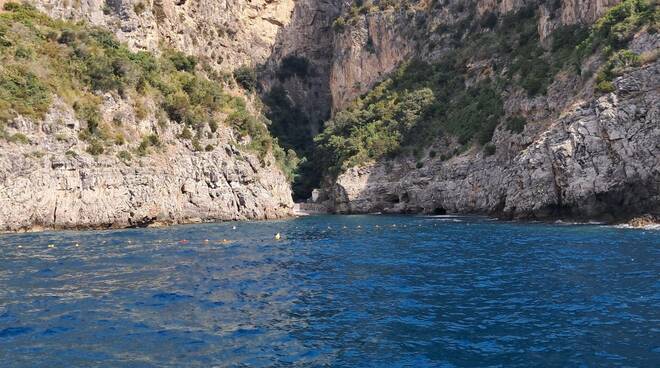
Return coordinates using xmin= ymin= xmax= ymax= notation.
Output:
xmin=28 ymin=0 xmax=295 ymax=70
xmin=0 ymin=96 xmax=293 ymax=232
xmin=627 ymin=214 xmax=660 ymax=228
xmin=324 ymin=58 xmax=659 ymax=222
xmin=329 ymin=9 xmax=415 ymax=113
xmin=324 ymin=0 xmax=625 ymax=111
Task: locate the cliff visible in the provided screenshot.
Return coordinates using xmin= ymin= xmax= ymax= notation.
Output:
xmin=1 ymin=0 xmax=657 ymax=230
xmin=27 ymin=0 xmax=295 ymax=70
xmin=0 ymin=3 xmax=293 ymax=232
xmin=309 ymin=0 xmax=659 ymax=222
xmin=0 ymin=96 xmax=293 ymax=232
xmin=328 ymin=59 xmax=659 ymax=221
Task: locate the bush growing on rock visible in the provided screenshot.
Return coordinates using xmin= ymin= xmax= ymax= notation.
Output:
xmin=312 ymin=0 xmax=656 ymax=180
xmin=233 ymin=65 xmax=258 ymax=91
xmin=276 ymin=55 xmax=311 ymax=81
xmin=0 ymin=3 xmax=295 ymax=178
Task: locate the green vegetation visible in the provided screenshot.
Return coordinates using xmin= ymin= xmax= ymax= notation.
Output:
xmin=577 ymin=0 xmax=657 ymax=92
xmin=483 ymin=142 xmax=496 ymax=156
xmin=314 ymin=57 xmax=504 ymax=176
xmin=117 ymin=150 xmax=132 ymax=162
xmin=233 ymin=65 xmax=258 ymax=91
xmin=506 ymin=116 xmax=527 ymax=134
xmin=0 ymin=3 xmax=296 ymax=179
xmin=332 ymin=0 xmax=408 ymax=32
xmin=276 ymin=55 xmax=311 ymax=81
xmin=578 ymin=0 xmax=657 ymax=59
xmin=311 ymin=0 xmax=657 ymax=179
xmin=137 ymin=134 xmax=161 ymax=156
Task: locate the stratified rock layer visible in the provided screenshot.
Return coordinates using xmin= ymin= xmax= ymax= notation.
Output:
xmin=0 ymin=97 xmax=293 ymax=232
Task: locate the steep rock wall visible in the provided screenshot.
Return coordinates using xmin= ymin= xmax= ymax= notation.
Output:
xmin=28 ymin=0 xmax=295 ymax=69
xmin=0 ymin=96 xmax=293 ymax=232
xmin=327 ymin=0 xmax=624 ymax=111
xmin=326 ymin=57 xmax=659 ymax=221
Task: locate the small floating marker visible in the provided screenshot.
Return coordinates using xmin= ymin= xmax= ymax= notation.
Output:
xmin=17 ymin=245 xmax=22 ymax=248
xmin=342 ymin=226 xmax=347 ymax=229
xmin=275 ymin=233 xmax=281 ymax=240
xmin=392 ymin=224 xmax=397 ymax=227
xmin=232 ymin=226 xmax=237 ymax=230
xmin=74 ymin=243 xmax=80 ymax=247
xmin=48 ymin=244 xmax=55 ymax=248
xmin=357 ymin=225 xmax=362 ymax=228
xmin=179 ymin=239 xmax=189 ymax=244
xmin=204 ymin=239 xmax=209 ymax=243
xmin=127 ymin=240 xmax=132 ymax=244
xmin=222 ymin=239 xmax=231 ymax=244
xmin=327 ymin=226 xmax=332 ymax=229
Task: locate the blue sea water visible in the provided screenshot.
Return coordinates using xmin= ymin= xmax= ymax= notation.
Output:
xmin=0 ymin=215 xmax=658 ymax=367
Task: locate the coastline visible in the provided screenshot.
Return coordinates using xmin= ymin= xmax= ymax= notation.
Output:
xmin=3 ymin=210 xmax=657 ymax=235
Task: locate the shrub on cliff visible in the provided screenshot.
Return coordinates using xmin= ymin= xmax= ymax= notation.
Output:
xmin=233 ymin=66 xmax=258 ymax=91
xmin=0 ymin=3 xmax=296 ymax=180
xmin=276 ymin=55 xmax=311 ymax=81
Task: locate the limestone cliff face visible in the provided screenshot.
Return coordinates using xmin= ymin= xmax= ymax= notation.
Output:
xmin=29 ymin=0 xmax=295 ymax=69
xmin=0 ymin=1 xmax=298 ymax=232
xmin=329 ymin=9 xmax=414 ymax=113
xmin=313 ymin=0 xmax=659 ymax=221
xmin=0 ymin=95 xmax=293 ymax=232
xmin=327 ymin=0 xmax=624 ymax=111
xmin=324 ymin=46 xmax=659 ymax=221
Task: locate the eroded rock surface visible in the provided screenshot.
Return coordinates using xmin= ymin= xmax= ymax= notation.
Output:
xmin=325 ymin=60 xmax=659 ymax=221
xmin=0 ymin=97 xmax=293 ymax=232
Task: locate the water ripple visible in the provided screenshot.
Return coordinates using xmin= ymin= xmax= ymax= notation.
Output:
xmin=0 ymin=216 xmax=658 ymax=367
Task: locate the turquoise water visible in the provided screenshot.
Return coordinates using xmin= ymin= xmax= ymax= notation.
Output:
xmin=0 ymin=215 xmax=658 ymax=367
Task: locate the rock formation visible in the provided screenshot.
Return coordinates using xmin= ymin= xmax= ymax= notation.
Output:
xmin=308 ymin=0 xmax=659 ymax=222
xmin=0 ymin=95 xmax=293 ymax=232
xmin=1 ymin=0 xmax=657 ymax=231
xmin=326 ymin=60 xmax=659 ymax=221
xmin=29 ymin=0 xmax=296 ymax=69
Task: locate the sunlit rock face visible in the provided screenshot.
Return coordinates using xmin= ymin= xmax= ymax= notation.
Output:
xmin=28 ymin=0 xmax=296 ymax=70
xmin=312 ymin=0 xmax=658 ymax=221
xmin=0 ymin=94 xmax=293 ymax=232
xmin=326 ymin=41 xmax=659 ymax=221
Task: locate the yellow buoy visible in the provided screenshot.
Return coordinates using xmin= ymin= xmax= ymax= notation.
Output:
xmin=275 ymin=233 xmax=281 ymax=240
xmin=17 ymin=245 xmax=22 ymax=248
xmin=232 ymin=225 xmax=237 ymax=230
xmin=74 ymin=243 xmax=79 ymax=247
xmin=48 ymin=244 xmax=55 ymax=248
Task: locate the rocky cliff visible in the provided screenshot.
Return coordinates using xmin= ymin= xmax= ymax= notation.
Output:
xmin=310 ymin=0 xmax=659 ymax=222
xmin=1 ymin=0 xmax=657 ymax=230
xmin=0 ymin=94 xmax=293 ymax=232
xmin=28 ymin=0 xmax=295 ymax=70
xmin=0 ymin=3 xmax=293 ymax=232
xmin=327 ymin=59 xmax=659 ymax=221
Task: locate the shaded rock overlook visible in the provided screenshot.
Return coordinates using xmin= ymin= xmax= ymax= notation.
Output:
xmin=0 ymin=0 xmax=658 ymax=231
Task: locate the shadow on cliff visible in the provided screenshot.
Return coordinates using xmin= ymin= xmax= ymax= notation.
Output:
xmin=255 ymin=0 xmax=344 ymax=200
